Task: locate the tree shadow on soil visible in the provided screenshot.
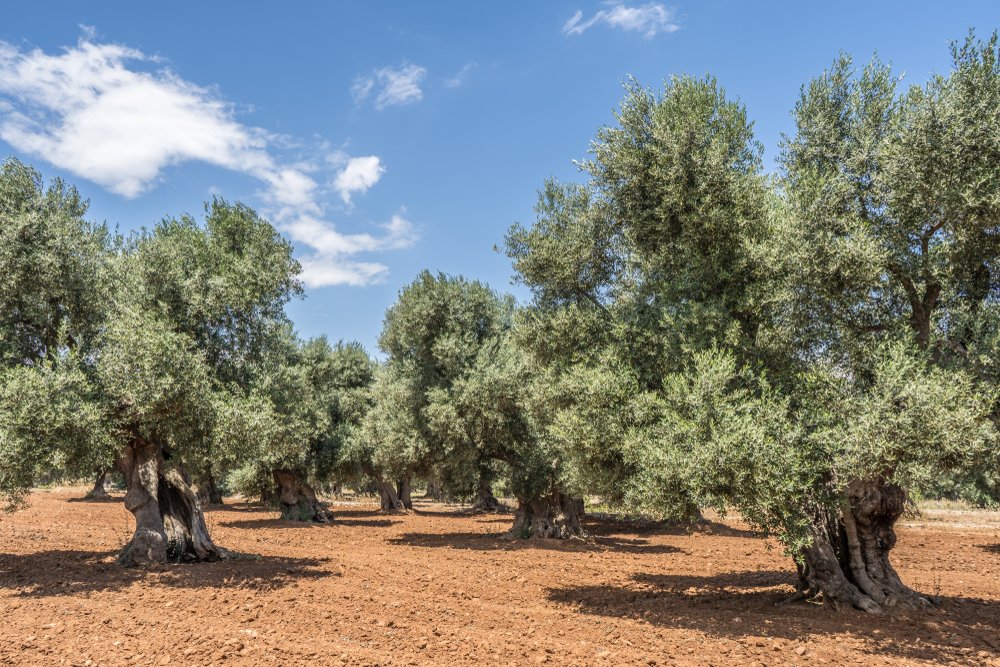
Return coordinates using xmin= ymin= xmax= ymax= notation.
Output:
xmin=218 ymin=517 xmax=399 ymax=530
xmin=0 ymin=550 xmax=333 ymax=598
xmin=547 ymin=570 xmax=1000 ymax=663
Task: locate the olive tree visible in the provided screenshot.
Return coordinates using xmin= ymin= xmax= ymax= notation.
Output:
xmin=0 ymin=163 xmax=303 ymax=565
xmin=506 ymin=37 xmax=999 ymax=612
xmin=364 ymin=271 xmax=510 ymax=511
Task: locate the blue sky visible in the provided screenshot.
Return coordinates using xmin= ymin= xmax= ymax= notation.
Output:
xmin=1 ymin=1 xmax=997 ymax=354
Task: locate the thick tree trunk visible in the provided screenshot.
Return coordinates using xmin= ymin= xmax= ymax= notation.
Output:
xmin=196 ymin=472 xmax=224 ymax=506
xmin=425 ymin=477 xmax=446 ymax=501
xmin=379 ymin=480 xmax=405 ymax=511
xmin=273 ymin=470 xmax=333 ymax=522
xmin=397 ymin=475 xmax=413 ymax=510
xmin=794 ymin=479 xmax=931 ymax=613
xmin=89 ymin=469 xmax=111 ymax=501
xmin=117 ymin=439 xmax=227 ymax=566
xmin=470 ymin=466 xmax=503 ymax=513
xmin=506 ymin=491 xmax=585 ymax=539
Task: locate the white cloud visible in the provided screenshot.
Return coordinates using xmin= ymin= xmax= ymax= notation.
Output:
xmin=444 ymin=62 xmax=477 ymax=89
xmin=563 ymin=2 xmax=679 ymax=38
xmin=289 ymin=214 xmax=416 ymax=287
xmin=0 ymin=36 xmax=416 ymax=287
xmin=333 ymin=155 xmax=384 ymax=204
xmin=352 ymin=62 xmax=427 ymax=110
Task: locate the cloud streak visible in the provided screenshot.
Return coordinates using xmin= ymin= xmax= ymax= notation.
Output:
xmin=352 ymin=62 xmax=427 ymax=110
xmin=563 ymin=2 xmax=680 ymax=39
xmin=0 ymin=36 xmax=415 ymax=287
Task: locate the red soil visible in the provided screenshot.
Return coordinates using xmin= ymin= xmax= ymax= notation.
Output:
xmin=1 ymin=489 xmax=999 ymax=666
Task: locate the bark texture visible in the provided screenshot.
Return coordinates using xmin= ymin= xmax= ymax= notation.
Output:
xmin=196 ymin=472 xmax=224 ymax=506
xmin=273 ymin=470 xmax=333 ymax=522
xmin=506 ymin=492 xmax=585 ymax=539
xmin=471 ymin=469 xmax=504 ymax=513
xmin=397 ymin=476 xmax=413 ymax=510
xmin=379 ymin=480 xmax=406 ymax=511
xmin=425 ymin=478 xmax=446 ymax=501
xmin=89 ymin=469 xmax=111 ymax=501
xmin=117 ymin=439 xmax=227 ymax=566
xmin=795 ymin=479 xmax=931 ymax=613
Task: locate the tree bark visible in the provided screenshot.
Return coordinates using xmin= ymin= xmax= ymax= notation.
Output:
xmin=379 ymin=480 xmax=405 ymax=511
xmin=89 ymin=469 xmax=111 ymax=501
xmin=794 ymin=479 xmax=931 ymax=613
xmin=425 ymin=477 xmax=446 ymax=501
xmin=196 ymin=472 xmax=224 ymax=506
xmin=117 ymin=439 xmax=227 ymax=566
xmin=506 ymin=491 xmax=585 ymax=539
xmin=397 ymin=475 xmax=413 ymax=510
xmin=470 ymin=466 xmax=503 ymax=513
xmin=273 ymin=470 xmax=333 ymax=522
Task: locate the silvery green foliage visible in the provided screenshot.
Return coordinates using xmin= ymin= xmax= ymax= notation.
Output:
xmin=363 ymin=271 xmax=533 ymax=496
xmin=507 ymin=35 xmax=1000 ymax=555
xmin=0 ymin=161 xmax=305 ymax=508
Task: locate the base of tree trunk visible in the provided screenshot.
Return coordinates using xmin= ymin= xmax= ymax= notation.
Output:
xmin=470 ymin=488 xmax=506 ymax=513
xmin=425 ymin=478 xmax=446 ymax=501
xmin=795 ymin=480 xmax=932 ymax=613
xmin=196 ymin=473 xmax=224 ymax=506
xmin=397 ymin=476 xmax=413 ymax=510
xmin=117 ymin=440 xmax=228 ymax=566
xmin=506 ymin=492 xmax=584 ymax=539
xmin=273 ymin=470 xmax=333 ymax=522
xmin=379 ymin=480 xmax=408 ymax=511
xmin=87 ymin=469 xmax=111 ymax=501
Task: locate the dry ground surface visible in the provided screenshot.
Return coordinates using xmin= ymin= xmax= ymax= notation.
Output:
xmin=1 ymin=489 xmax=999 ymax=666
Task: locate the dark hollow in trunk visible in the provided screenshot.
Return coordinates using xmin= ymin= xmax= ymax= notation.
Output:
xmin=506 ymin=491 xmax=585 ymax=539
xmin=273 ymin=470 xmax=333 ymax=522
xmin=795 ymin=479 xmax=931 ymax=613
xmin=88 ymin=469 xmax=111 ymax=501
xmin=196 ymin=472 xmax=224 ymax=506
xmin=117 ymin=439 xmax=227 ymax=566
xmin=379 ymin=479 xmax=406 ymax=511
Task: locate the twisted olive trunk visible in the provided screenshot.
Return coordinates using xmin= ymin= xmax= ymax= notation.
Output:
xmin=117 ymin=439 xmax=226 ymax=566
xmin=795 ymin=479 xmax=930 ymax=613
xmin=379 ymin=480 xmax=405 ymax=511
xmin=89 ymin=469 xmax=111 ymax=501
xmin=471 ymin=464 xmax=503 ymax=513
xmin=507 ymin=491 xmax=585 ymax=539
xmin=196 ymin=471 xmax=224 ymax=506
xmin=396 ymin=475 xmax=413 ymax=510
xmin=273 ymin=470 xmax=333 ymax=522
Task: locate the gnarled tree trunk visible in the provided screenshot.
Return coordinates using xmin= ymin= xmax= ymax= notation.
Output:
xmin=379 ymin=480 xmax=405 ymax=511
xmin=196 ymin=471 xmax=224 ymax=506
xmin=795 ymin=479 xmax=931 ymax=613
xmin=117 ymin=439 xmax=227 ymax=566
xmin=425 ymin=477 xmax=446 ymax=501
xmin=506 ymin=491 xmax=585 ymax=539
xmin=89 ymin=469 xmax=111 ymax=501
xmin=397 ymin=475 xmax=413 ymax=510
xmin=471 ymin=464 xmax=503 ymax=512
xmin=273 ymin=470 xmax=333 ymax=522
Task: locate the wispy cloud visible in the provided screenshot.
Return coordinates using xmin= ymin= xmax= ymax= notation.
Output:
xmin=0 ymin=35 xmax=416 ymax=287
xmin=444 ymin=62 xmax=477 ymax=89
xmin=563 ymin=2 xmax=680 ymax=39
xmin=352 ymin=62 xmax=427 ymax=110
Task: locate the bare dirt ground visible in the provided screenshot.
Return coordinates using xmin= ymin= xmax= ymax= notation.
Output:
xmin=1 ymin=489 xmax=999 ymax=666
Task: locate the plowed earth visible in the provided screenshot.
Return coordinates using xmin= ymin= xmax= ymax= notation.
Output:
xmin=1 ymin=489 xmax=999 ymax=666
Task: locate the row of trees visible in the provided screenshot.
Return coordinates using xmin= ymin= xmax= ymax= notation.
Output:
xmin=2 ymin=32 xmax=1000 ymax=612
